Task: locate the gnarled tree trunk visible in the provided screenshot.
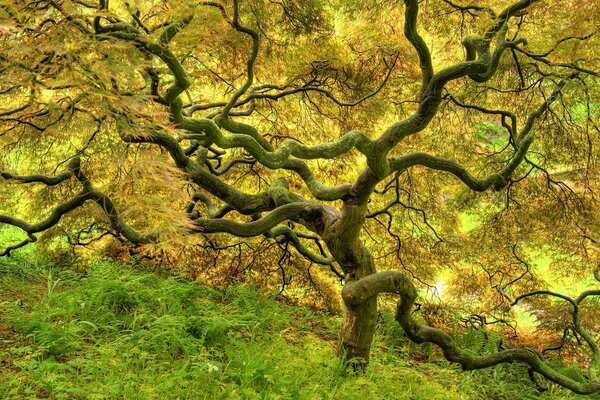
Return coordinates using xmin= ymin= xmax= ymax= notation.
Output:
xmin=339 ymin=287 xmax=377 ymax=365
xmin=336 ymin=246 xmax=377 ymax=366
xmin=322 ymin=203 xmax=378 ymax=366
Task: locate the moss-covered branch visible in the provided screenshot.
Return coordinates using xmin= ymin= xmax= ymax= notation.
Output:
xmin=194 ymin=202 xmax=324 ymax=237
xmin=388 ymin=76 xmax=573 ymax=191
xmin=342 ymin=270 xmax=600 ymax=395
xmin=267 ymin=225 xmax=335 ymax=266
xmin=0 ymin=159 xmax=156 ymax=256
xmin=403 ymin=0 xmax=433 ymax=89
xmin=1 ymin=156 xmax=81 ymax=186
xmin=376 ymin=0 xmax=540 ymax=154
xmin=181 ymin=117 xmax=376 ymax=168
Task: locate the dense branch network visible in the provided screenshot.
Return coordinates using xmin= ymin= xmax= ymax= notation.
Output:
xmin=0 ymin=156 xmax=156 ymax=256
xmin=1 ymin=0 xmax=598 ymax=393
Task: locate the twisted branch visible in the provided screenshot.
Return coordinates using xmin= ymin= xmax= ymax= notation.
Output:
xmin=342 ymin=271 xmax=600 ymax=394
xmin=1 ymin=157 xmax=156 ymax=256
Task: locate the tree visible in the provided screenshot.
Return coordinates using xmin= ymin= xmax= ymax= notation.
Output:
xmin=1 ymin=0 xmax=599 ymax=394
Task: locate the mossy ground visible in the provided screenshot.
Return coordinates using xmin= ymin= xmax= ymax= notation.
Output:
xmin=0 ymin=252 xmax=597 ymax=400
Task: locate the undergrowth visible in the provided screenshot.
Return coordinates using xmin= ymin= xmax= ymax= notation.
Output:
xmin=0 ymin=253 xmax=597 ymax=399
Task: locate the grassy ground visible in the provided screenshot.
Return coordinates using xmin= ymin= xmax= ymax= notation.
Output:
xmin=0 ymin=253 xmax=598 ymax=399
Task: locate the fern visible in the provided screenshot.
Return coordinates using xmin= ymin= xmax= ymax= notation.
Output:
xmin=89 ymin=280 xmax=138 ymax=314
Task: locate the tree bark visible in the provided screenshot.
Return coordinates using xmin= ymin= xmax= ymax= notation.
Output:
xmin=339 ymin=281 xmax=377 ymax=366
xmin=338 ymin=243 xmax=377 ymax=366
xmin=322 ymin=203 xmax=378 ymax=367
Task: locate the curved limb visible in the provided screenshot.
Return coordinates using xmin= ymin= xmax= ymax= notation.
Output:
xmin=181 ymin=117 xmax=376 ymax=168
xmin=342 ymin=271 xmax=600 ymax=395
xmin=179 ymin=117 xmax=361 ymax=200
xmin=441 ymin=0 xmax=496 ymax=17
xmin=1 ymin=156 xmax=81 ymax=185
xmin=512 ymin=287 xmax=600 ymax=381
xmin=116 ymin=114 xmax=337 ymax=213
xmin=194 ymin=202 xmax=324 ymax=237
xmin=266 ymin=225 xmax=336 ymax=267
xmin=403 ymin=0 xmax=433 ymax=90
xmin=223 ymin=1 xmax=256 ymax=115
xmin=376 ymin=0 xmax=540 ymax=152
xmin=0 ymin=187 xmax=155 ymax=255
xmin=102 ymin=20 xmax=352 ymax=202
xmin=341 ymin=0 xmax=546 ymax=204
xmin=512 ymin=289 xmax=600 ymax=355
xmin=388 ymin=75 xmax=574 ymax=191
xmin=444 ymin=93 xmax=517 ymax=143
xmin=1 ymin=157 xmax=157 ymax=256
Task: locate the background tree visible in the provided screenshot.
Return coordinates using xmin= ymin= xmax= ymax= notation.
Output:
xmin=1 ymin=0 xmax=599 ymax=393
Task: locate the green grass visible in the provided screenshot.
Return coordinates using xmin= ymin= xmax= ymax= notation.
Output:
xmin=0 ymin=253 xmax=598 ymax=399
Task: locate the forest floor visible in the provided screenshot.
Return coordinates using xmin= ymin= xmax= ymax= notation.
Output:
xmin=0 ymin=253 xmax=597 ymax=400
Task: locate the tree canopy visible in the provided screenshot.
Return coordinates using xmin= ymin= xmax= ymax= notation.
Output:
xmin=1 ymin=0 xmax=599 ymax=394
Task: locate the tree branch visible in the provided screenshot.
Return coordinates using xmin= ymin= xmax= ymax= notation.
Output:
xmin=389 ymin=76 xmax=574 ymax=191
xmin=1 ymin=158 xmax=156 ymax=256
xmin=403 ymin=0 xmax=433 ymax=90
xmin=342 ymin=270 xmax=600 ymax=395
xmin=194 ymin=202 xmax=324 ymax=237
